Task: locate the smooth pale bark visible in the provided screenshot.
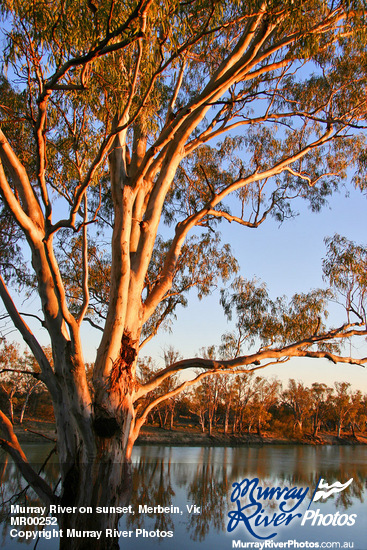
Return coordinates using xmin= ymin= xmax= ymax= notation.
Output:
xmin=19 ymin=381 xmax=40 ymax=424
xmin=0 ymin=5 xmax=366 ymax=548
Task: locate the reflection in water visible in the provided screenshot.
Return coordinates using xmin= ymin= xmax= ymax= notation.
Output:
xmin=0 ymin=445 xmax=366 ymax=549
xmin=128 ymin=459 xmax=175 ymax=532
xmin=186 ymin=462 xmax=229 ymax=541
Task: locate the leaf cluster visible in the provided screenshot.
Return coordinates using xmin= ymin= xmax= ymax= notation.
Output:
xmin=323 ymin=233 xmax=367 ymax=324
xmin=220 ymin=276 xmax=334 ymax=350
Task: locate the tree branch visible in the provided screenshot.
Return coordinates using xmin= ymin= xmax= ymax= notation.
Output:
xmin=77 ymin=194 xmax=90 ymax=324
xmin=0 ymin=409 xmax=57 ymax=505
xmin=135 ymin=321 xmax=367 ymax=399
xmin=0 ymin=275 xmax=56 ymax=395
xmin=142 ymin=125 xmax=337 ymax=321
xmin=84 ymin=317 xmax=104 ymax=332
xmin=0 ymin=130 xmax=44 ymax=228
xmin=0 ymin=368 xmax=41 ymax=379
xmin=42 ymin=0 xmax=152 ymax=96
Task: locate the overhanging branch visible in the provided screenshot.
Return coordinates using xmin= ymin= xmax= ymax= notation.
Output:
xmin=133 ymin=358 xmax=290 ymax=436
xmin=135 ymin=321 xmax=367 ymax=400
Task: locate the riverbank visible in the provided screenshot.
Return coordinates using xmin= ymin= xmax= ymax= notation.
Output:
xmin=136 ymin=425 xmax=367 ymax=446
xmin=11 ymin=420 xmax=367 ymax=446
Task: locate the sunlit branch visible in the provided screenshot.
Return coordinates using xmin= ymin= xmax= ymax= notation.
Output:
xmin=0 ymin=275 xmax=56 ymax=392
xmin=108 ymin=9 xmax=257 ymax=191
xmin=50 ymin=2 xmax=353 ymax=244
xmin=135 ymin=321 xmax=367 ymax=400
xmin=0 ymin=409 xmax=57 ymax=505
xmin=133 ymin=368 xmax=223 ymax=433
xmin=78 ymin=193 xmax=90 ymax=324
xmin=248 ymin=7 xmax=345 ymax=77
xmin=143 ymin=126 xmax=337 ymax=320
xmin=297 ymin=350 xmax=367 ymax=365
xmin=127 ymin=11 xmax=271 ymax=186
xmin=0 ymin=131 xmax=44 ymax=231
xmin=206 ymin=209 xmax=267 ymax=228
xmin=120 ymin=36 xmax=144 ymax=124
xmin=205 ymin=8 xmax=343 ymax=110
xmin=18 ymin=24 xmax=53 ymax=222
xmin=282 ymin=166 xmax=341 ymax=187
xmin=35 ymin=93 xmax=52 ymax=222
xmin=133 ymin=357 xmax=291 ymax=435
xmin=185 ymin=105 xmax=345 ymax=155
xmin=166 ymin=58 xmax=187 ymax=123
xmin=42 ymin=241 xmax=81 ymax=335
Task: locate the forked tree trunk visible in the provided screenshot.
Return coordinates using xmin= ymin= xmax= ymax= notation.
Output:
xmin=53 ymin=390 xmax=135 ymax=550
xmin=48 ymin=333 xmax=140 ymax=550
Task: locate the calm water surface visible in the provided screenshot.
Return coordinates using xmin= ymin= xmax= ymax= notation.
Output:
xmin=0 ymin=444 xmax=366 ymax=549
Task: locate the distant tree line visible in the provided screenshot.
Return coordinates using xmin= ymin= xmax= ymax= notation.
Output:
xmin=0 ymin=340 xmax=54 ymax=423
xmin=1 ymin=339 xmax=366 ymax=440
xmin=138 ymin=349 xmax=367 ymax=439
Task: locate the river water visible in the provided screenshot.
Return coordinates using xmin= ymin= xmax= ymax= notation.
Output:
xmin=1 ymin=444 xmax=366 ymax=549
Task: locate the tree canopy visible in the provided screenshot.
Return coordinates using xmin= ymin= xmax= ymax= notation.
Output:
xmin=0 ymin=0 xmax=367 ymax=545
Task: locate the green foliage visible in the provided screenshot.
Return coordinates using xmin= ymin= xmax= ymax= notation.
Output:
xmin=0 ymin=205 xmax=26 ymax=285
xmin=220 ymin=276 xmax=333 ymax=350
xmin=323 ymin=234 xmax=367 ymax=323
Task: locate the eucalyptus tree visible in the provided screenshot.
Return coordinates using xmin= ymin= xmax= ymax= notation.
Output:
xmin=0 ymin=341 xmax=21 ymax=423
xmin=282 ymin=379 xmax=312 ymax=433
xmin=0 ymin=0 xmax=367 ymax=546
xmin=333 ymin=381 xmax=353 ymax=437
xmin=241 ymin=376 xmax=281 ymax=436
xmin=310 ymin=381 xmax=332 ymax=436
